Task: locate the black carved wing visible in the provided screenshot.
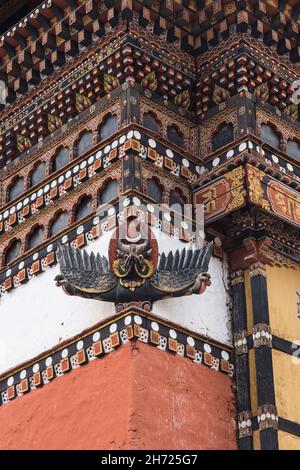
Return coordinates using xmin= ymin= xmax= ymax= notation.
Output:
xmin=57 ymin=245 xmax=117 ymax=293
xmin=150 ymin=243 xmax=213 ymax=294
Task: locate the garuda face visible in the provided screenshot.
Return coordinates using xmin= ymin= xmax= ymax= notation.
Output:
xmin=112 ymin=232 xmax=155 ymax=292
xmin=55 ymin=220 xmax=213 ymax=305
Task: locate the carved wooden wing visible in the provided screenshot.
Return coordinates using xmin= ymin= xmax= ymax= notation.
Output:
xmin=150 ymin=243 xmax=213 ymax=294
xmin=57 ymin=245 xmax=118 ymax=294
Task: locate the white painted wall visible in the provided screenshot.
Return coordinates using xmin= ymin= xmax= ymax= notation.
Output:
xmin=153 ymin=259 xmax=231 ymax=346
xmin=0 ymin=230 xmax=231 ymax=375
xmin=152 ymin=230 xmax=232 ymax=347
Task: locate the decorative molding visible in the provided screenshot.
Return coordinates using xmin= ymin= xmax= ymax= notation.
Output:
xmin=0 ymin=95 xmax=120 ymax=182
xmin=238 ymin=411 xmax=252 ymax=439
xmin=231 ymin=270 xmax=244 ymax=286
xmin=242 ymin=238 xmax=274 ymax=267
xmin=194 ymin=165 xmax=246 ymax=223
xmin=253 ymin=324 xmax=272 ymax=349
xmin=195 ymin=131 xmax=300 ymax=188
xmin=249 ymin=262 xmax=267 ymax=278
xmin=0 ymin=129 xmax=201 ymax=237
xmin=0 ymin=33 xmax=196 ymax=165
xmin=278 ymin=417 xmax=300 ymax=438
xmin=258 ymin=405 xmax=278 ymax=432
xmin=0 ymin=310 xmax=234 ymax=406
xmin=253 ymin=415 xmax=300 ymax=438
xmin=234 ymin=331 xmax=248 ymax=355
xmin=242 ymin=334 xmax=300 ymax=357
xmin=228 ymin=211 xmax=300 ymax=270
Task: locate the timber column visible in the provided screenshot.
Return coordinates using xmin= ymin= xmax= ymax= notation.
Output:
xmin=249 ymin=262 xmax=278 ymax=450
xmin=231 ymin=269 xmax=252 ymax=450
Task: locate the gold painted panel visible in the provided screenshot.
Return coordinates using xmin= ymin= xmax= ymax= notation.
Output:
xmin=247 ymin=165 xmax=300 ymax=228
xmin=194 ymin=166 xmax=246 ymax=222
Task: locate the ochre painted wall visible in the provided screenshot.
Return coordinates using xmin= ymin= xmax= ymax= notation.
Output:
xmin=253 ymin=431 xmax=261 ymax=450
xmin=266 ymin=265 xmax=300 ymax=343
xmin=266 ymin=265 xmax=300 ymax=449
xmin=0 ymin=342 xmax=237 ymax=450
xmin=248 ymin=349 xmax=258 ymax=416
xmin=278 ymin=431 xmax=300 ymax=450
xmin=272 ymin=349 xmax=300 ymax=426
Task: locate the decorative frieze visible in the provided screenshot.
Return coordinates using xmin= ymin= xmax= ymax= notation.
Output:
xmin=194 ymin=166 xmax=246 ymax=223
xmin=197 ymin=49 xmax=298 ymax=117
xmin=227 ymin=211 xmax=300 ymax=270
xmin=0 ymin=311 xmax=234 ymax=406
xmin=195 ymin=135 xmax=300 ymax=187
xmin=0 ymin=131 xmax=200 ymax=236
xmin=0 ymin=35 xmax=196 ymax=167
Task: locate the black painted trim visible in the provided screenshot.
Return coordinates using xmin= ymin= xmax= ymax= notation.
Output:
xmin=252 ymin=416 xmax=259 ymax=432
xmin=255 ymin=347 xmax=276 ymax=405
xmin=232 ymin=276 xmax=253 ymax=450
xmin=232 ymin=281 xmax=248 ymax=332
xmin=272 ymin=336 xmax=297 ymax=356
xmin=251 ymin=273 xmax=270 ymax=325
xmin=279 ymin=418 xmax=300 ymax=438
xmin=250 ymin=270 xmax=278 ymax=450
xmin=239 ymin=437 xmax=253 ymax=450
xmin=252 ymin=416 xmax=300 ymax=438
xmin=246 ymin=334 xmax=297 ymax=357
xmin=260 ymin=429 xmax=279 ymax=450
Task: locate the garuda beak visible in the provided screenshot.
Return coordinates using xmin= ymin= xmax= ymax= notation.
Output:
xmin=191 ymin=273 xmax=211 ymax=295
xmin=55 ymin=274 xmax=65 ymax=287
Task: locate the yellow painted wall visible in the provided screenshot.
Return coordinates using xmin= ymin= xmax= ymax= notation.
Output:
xmin=273 ymin=349 xmax=300 ymax=424
xmin=266 ymin=265 xmax=300 ymax=342
xmin=249 ymin=349 xmax=258 ymax=413
xmin=245 ymin=265 xmax=300 ymax=448
xmin=278 ymin=431 xmax=300 ymax=450
xmin=253 ymin=430 xmax=261 ymax=450
xmin=267 ymin=265 xmax=300 ymax=446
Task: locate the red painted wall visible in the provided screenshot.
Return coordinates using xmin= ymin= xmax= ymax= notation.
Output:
xmin=0 ymin=342 xmax=237 ymax=450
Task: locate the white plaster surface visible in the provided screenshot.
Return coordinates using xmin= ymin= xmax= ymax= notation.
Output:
xmin=153 ymin=259 xmax=231 ymax=346
xmin=152 ymin=231 xmax=232 ymax=347
xmin=0 ymin=230 xmax=231 ymax=375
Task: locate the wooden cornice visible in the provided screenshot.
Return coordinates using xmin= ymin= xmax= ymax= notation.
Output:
xmin=0 ymin=0 xmax=298 ymax=109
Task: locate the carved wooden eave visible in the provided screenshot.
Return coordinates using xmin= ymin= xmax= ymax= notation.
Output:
xmin=0 ymin=2 xmax=298 ymax=172
xmin=0 ymin=0 xmax=299 ymax=107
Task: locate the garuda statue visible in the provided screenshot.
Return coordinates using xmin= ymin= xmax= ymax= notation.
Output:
xmin=55 ymin=218 xmax=213 ymax=306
